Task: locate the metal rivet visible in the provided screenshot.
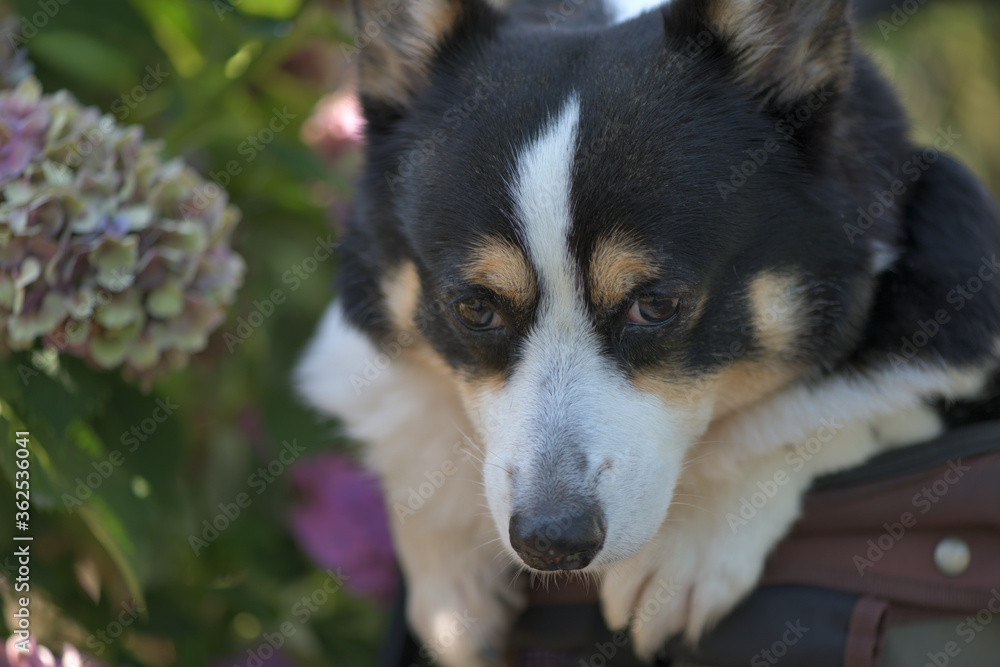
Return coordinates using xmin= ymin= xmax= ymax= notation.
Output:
xmin=934 ymin=536 xmax=971 ymax=577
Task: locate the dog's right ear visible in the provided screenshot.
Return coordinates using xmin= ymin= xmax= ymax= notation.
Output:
xmin=351 ymin=0 xmax=497 ymax=123
xmin=693 ymin=0 xmax=853 ymax=109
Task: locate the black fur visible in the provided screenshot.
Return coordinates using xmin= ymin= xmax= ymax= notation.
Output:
xmin=342 ymin=0 xmax=1000 ymax=392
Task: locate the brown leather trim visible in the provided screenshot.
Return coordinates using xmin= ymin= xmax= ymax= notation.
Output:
xmin=843 ymin=597 xmax=888 ymax=667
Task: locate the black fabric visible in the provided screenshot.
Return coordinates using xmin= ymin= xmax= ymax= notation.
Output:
xmin=660 ymin=586 xmax=858 ymax=667
xmin=811 ymin=419 xmax=1000 ymax=491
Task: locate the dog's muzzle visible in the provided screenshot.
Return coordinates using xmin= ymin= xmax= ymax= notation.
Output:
xmin=508 ymin=504 xmax=606 ymax=571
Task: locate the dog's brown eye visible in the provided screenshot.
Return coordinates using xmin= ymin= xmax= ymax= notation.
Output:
xmin=453 ymin=298 xmax=503 ymax=331
xmin=627 ymin=295 xmax=680 ymax=326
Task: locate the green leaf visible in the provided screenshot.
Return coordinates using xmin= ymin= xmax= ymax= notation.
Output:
xmin=30 ymin=31 xmax=136 ymax=89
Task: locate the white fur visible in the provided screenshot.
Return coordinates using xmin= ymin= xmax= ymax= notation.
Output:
xmin=601 ymin=419 xmax=880 ymax=658
xmin=701 ymin=364 xmax=988 ymax=472
xmin=297 ymin=306 xmax=992 ymax=664
xmin=606 ymin=0 xmax=671 ymax=24
xmin=296 ymin=304 xmax=525 ymax=666
xmin=472 ymin=97 xmax=714 ymax=566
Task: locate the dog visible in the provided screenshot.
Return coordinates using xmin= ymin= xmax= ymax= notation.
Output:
xmin=295 ymin=0 xmax=1000 ymax=663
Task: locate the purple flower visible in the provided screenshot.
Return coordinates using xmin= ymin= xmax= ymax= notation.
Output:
xmin=0 ymin=81 xmax=48 ymax=183
xmin=1 ymin=637 xmax=106 ymax=667
xmin=289 ymin=452 xmax=397 ymax=604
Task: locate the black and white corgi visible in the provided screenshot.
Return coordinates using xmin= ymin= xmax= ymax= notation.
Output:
xmin=295 ymin=0 xmax=1000 ymax=663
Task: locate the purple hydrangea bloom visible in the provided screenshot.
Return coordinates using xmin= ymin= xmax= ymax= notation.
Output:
xmin=289 ymin=452 xmax=397 ymax=604
xmin=0 ymin=83 xmax=48 ymax=183
xmin=1 ymin=637 xmax=106 ymax=667
xmin=0 ymin=74 xmax=245 ymax=383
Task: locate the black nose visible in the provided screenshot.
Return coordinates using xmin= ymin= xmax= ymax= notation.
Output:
xmin=508 ymin=507 xmax=606 ymax=571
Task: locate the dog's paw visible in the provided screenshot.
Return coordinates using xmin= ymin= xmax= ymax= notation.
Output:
xmin=599 ymin=525 xmax=764 ymax=660
xmin=405 ymin=551 xmax=525 ymax=667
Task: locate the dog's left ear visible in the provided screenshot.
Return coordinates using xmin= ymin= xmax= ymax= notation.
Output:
xmin=700 ymin=0 xmax=852 ymax=109
xmin=352 ymin=0 xmax=496 ymax=120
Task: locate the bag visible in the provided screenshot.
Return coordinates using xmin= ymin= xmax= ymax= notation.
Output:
xmin=381 ymin=421 xmax=1000 ymax=667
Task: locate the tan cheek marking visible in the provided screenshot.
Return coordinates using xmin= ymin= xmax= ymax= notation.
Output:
xmin=383 ymin=260 xmax=508 ymax=407
xmin=382 ymin=260 xmax=422 ymax=332
xmin=589 ymin=236 xmax=658 ymax=309
xmin=381 ymin=261 xmax=454 ymax=378
xmin=630 ymin=373 xmax=710 ymax=416
xmin=710 ymin=360 xmax=799 ymax=421
xmin=748 ymin=271 xmax=806 ymax=355
xmin=462 ymin=238 xmax=536 ymax=309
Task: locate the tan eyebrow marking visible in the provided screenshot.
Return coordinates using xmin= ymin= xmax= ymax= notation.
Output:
xmin=589 ymin=233 xmax=659 ymax=308
xmin=462 ymin=237 xmax=537 ymax=307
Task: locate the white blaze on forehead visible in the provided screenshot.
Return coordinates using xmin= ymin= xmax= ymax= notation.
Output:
xmin=510 ymin=95 xmax=581 ymax=321
xmin=606 ymin=0 xmax=671 ymax=24
xmin=489 ymin=96 xmax=695 ymax=564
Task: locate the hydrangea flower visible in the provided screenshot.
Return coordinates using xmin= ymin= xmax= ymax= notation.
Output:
xmin=1 ymin=637 xmax=106 ymax=667
xmin=289 ymin=452 xmax=397 ymax=604
xmin=0 ymin=71 xmax=244 ymax=381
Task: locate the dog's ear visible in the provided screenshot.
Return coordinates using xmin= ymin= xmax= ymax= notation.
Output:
xmin=352 ymin=0 xmax=496 ymax=119
xmin=701 ymin=0 xmax=852 ymax=108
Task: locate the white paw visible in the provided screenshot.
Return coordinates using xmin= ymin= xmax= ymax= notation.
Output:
xmin=600 ymin=520 xmax=766 ymax=660
xmin=405 ymin=551 xmax=526 ymax=667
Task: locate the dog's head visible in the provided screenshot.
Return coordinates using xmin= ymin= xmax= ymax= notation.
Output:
xmin=342 ymin=0 xmax=904 ymax=571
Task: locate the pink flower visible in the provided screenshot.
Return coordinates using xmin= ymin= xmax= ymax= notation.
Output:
xmin=289 ymin=452 xmax=397 ymax=604
xmin=300 ymin=91 xmax=364 ymax=160
xmin=1 ymin=637 xmax=106 ymax=667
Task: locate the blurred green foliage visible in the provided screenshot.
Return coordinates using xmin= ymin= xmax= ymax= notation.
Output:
xmin=0 ymin=0 xmax=382 ymax=665
xmin=0 ymin=0 xmax=997 ymax=665
xmin=863 ymin=0 xmax=1000 ymax=198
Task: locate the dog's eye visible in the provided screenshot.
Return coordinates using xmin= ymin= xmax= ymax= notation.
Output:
xmin=626 ymin=295 xmax=680 ymax=326
xmin=453 ymin=298 xmax=504 ymax=331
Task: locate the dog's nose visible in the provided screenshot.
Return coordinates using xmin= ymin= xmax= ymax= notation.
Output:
xmin=508 ymin=507 xmax=606 ymax=571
